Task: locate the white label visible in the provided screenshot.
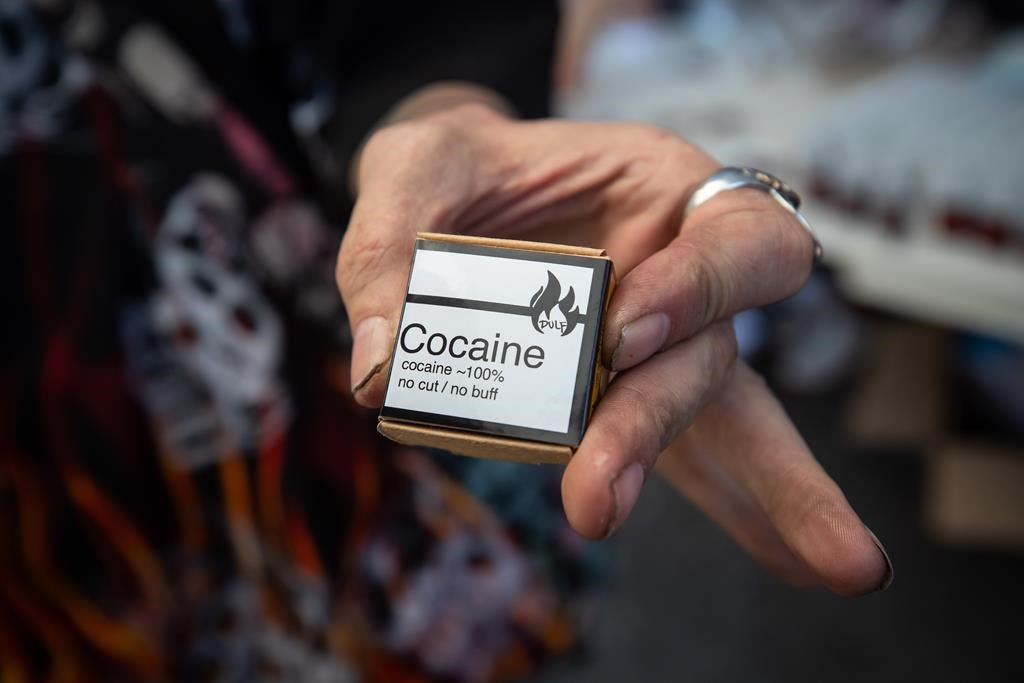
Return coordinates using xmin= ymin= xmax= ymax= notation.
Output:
xmin=382 ymin=245 xmax=600 ymax=438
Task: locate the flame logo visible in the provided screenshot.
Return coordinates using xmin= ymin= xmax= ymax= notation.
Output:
xmin=529 ymin=271 xmax=580 ymax=336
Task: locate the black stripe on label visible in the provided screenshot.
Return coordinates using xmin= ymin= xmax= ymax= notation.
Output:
xmin=405 ymin=293 xmax=589 ymax=329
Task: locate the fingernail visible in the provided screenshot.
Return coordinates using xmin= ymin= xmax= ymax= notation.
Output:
xmin=612 ymin=313 xmax=670 ymax=371
xmin=351 ymin=316 xmax=391 ymax=395
xmin=867 ymin=528 xmax=894 ymax=592
xmin=606 ymin=463 xmax=645 ymax=537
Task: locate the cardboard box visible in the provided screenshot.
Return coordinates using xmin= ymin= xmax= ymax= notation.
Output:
xmin=378 ymin=233 xmax=616 ymax=464
xmin=925 ymin=441 xmax=1024 ymax=550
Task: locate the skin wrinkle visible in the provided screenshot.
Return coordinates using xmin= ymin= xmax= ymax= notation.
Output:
xmin=499 ymin=154 xmax=621 ymax=210
xmin=691 ymin=246 xmax=732 ymax=338
xmin=466 ymin=166 xmax=622 ymax=238
xmin=725 ymin=205 xmax=812 ymax=294
xmin=612 ymin=146 xmax=692 ymax=235
xmin=695 ymin=197 xmax=814 ymax=287
xmin=613 ymin=383 xmax=672 ymax=461
xmin=616 ymin=122 xmax=707 ymax=198
xmin=452 ymin=142 xmax=620 ymax=235
xmin=509 ymin=189 xmax=611 ymax=240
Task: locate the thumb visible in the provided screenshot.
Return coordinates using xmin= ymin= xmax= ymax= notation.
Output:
xmin=336 ymin=117 xmax=486 ymax=406
xmin=336 ymin=198 xmax=414 ymax=407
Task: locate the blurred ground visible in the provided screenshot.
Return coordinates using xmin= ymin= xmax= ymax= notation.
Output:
xmin=530 ymin=381 xmax=1024 ymax=683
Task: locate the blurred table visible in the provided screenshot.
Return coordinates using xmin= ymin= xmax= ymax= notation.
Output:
xmin=561 ymin=26 xmax=1024 ymax=343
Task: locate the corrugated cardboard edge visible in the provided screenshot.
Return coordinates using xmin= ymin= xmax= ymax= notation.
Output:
xmin=379 ymin=421 xmax=573 ymax=465
xmin=379 ymin=233 xmax=616 ymax=464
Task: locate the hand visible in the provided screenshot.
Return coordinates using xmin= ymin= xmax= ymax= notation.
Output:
xmin=337 ymin=102 xmax=892 ymax=596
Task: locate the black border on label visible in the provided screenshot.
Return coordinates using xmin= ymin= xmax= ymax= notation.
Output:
xmin=379 ymin=238 xmax=611 ymax=447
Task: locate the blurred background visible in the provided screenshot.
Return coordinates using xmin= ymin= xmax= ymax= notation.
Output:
xmin=541 ymin=0 xmax=1024 ymax=681
xmin=2 ymin=0 xmax=1023 ymax=681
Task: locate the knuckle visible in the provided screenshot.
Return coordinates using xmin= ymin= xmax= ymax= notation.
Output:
xmin=627 ymin=122 xmax=698 ymax=157
xmin=632 ymin=123 xmax=716 ymax=174
xmin=640 ymin=125 xmax=699 ymax=168
xmin=634 ymin=122 xmax=682 ymax=147
xmin=397 ymin=118 xmax=460 ymax=157
xmin=362 ymin=118 xmax=461 ymax=177
xmin=780 ymin=216 xmax=815 ymax=287
xmin=664 ymin=235 xmax=735 ymax=335
xmin=691 ymin=249 xmax=732 ymax=328
xmin=739 ymin=198 xmax=814 ymax=293
xmin=793 ymin=485 xmax=840 ymax=529
xmin=647 ymin=391 xmax=680 ymax=452
xmin=706 ymin=323 xmax=739 ymax=389
xmin=336 ymin=230 xmax=394 ymax=301
xmin=358 ymin=125 xmax=403 ymax=170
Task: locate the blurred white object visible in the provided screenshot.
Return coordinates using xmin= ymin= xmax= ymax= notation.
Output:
xmin=766 ymin=0 xmax=952 ymax=61
xmin=809 ymin=59 xmax=1024 ymax=242
xmin=562 ymin=9 xmax=1024 ymax=344
xmin=154 ymin=175 xmax=288 ymax=449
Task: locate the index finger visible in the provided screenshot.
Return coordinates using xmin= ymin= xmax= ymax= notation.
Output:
xmin=603 ymin=188 xmax=816 ymax=371
xmin=335 ymin=199 xmax=415 ymax=407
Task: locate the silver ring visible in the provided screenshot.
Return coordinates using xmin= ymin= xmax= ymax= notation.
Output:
xmin=685 ymin=166 xmax=823 ymax=264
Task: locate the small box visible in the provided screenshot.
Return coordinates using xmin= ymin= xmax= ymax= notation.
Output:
xmin=378 ymin=233 xmax=616 ymax=464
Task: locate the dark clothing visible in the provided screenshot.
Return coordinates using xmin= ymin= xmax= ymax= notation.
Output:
xmin=0 ymin=2 xmax=598 ymax=681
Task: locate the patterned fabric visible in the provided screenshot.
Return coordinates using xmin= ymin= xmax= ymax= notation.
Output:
xmin=0 ymin=1 xmax=599 ymax=680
